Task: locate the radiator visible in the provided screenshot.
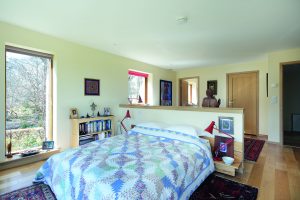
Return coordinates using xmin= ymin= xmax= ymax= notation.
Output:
xmin=292 ymin=114 xmax=300 ymax=132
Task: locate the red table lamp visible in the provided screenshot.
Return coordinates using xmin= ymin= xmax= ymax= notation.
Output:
xmin=205 ymin=121 xmax=234 ymax=161
xmin=121 ymin=110 xmax=131 ymax=133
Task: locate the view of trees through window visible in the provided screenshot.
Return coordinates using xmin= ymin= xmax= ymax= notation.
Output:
xmin=6 ymin=49 xmax=52 ymax=153
xmin=128 ymin=75 xmax=146 ymax=104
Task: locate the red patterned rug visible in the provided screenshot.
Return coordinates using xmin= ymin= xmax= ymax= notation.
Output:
xmin=190 ymin=174 xmax=258 ymax=200
xmin=244 ymin=138 xmax=265 ymax=162
xmin=0 ymin=184 xmax=56 ymax=200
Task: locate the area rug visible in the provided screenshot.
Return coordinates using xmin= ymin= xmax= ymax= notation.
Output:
xmin=0 ymin=184 xmax=56 ymax=200
xmin=190 ymin=174 xmax=258 ymax=200
xmin=0 ymin=176 xmax=258 ymax=200
xmin=244 ymin=138 xmax=265 ymax=162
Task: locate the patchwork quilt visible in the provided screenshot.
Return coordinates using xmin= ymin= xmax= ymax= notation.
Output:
xmin=34 ymin=126 xmax=214 ymax=200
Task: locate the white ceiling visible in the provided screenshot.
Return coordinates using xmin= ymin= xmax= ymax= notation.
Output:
xmin=0 ymin=0 xmax=299 ymax=69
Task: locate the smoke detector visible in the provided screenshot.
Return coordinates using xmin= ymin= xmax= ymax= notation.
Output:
xmin=176 ymin=16 xmax=188 ymax=24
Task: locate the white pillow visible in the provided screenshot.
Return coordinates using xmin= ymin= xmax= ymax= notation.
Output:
xmin=197 ymin=129 xmax=214 ymax=138
xmin=164 ymin=125 xmax=198 ymax=137
xmin=136 ymin=122 xmax=166 ymax=129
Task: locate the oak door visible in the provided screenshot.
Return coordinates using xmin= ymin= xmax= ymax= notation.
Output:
xmin=228 ymin=72 xmax=258 ymax=135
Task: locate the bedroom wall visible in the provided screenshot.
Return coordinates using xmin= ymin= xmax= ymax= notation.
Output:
xmin=175 ymin=60 xmax=269 ymax=136
xmin=268 ymin=48 xmax=300 ymax=143
xmin=0 ymin=21 xmax=176 ymax=160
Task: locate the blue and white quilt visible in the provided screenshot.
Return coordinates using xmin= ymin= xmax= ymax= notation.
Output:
xmin=34 ymin=126 xmax=214 ymax=200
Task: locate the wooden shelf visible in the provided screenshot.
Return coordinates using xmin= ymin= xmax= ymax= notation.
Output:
xmin=214 ymin=156 xmax=242 ymax=176
xmin=0 ymin=149 xmax=60 ymax=171
xmin=71 ymin=115 xmax=115 ymax=147
xmin=71 ymin=115 xmax=114 ymax=123
xmin=79 ymin=130 xmax=112 ymax=137
xmin=119 ymin=104 xmax=244 ymax=114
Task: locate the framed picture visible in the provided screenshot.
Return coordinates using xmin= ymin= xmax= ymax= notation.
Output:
xmin=160 ymin=80 xmax=172 ymax=106
xmin=70 ymin=108 xmax=78 ymax=119
xmin=85 ymin=78 xmax=100 ymax=96
xmin=214 ymin=135 xmax=234 ymax=158
xmin=42 ymin=141 xmax=54 ymax=150
xmin=207 ymin=80 xmax=217 ymax=95
xmin=219 ymin=117 xmax=234 ymax=135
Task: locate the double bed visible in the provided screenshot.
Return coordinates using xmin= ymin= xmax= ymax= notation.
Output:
xmin=34 ymin=125 xmax=214 ymax=199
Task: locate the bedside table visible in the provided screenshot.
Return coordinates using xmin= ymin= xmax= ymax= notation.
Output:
xmin=214 ymin=156 xmax=242 ymax=176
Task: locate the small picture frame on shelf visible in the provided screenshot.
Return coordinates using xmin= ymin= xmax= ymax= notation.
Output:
xmin=42 ymin=141 xmax=54 ymax=150
xmin=219 ymin=116 xmax=234 ymax=135
xmin=70 ymin=108 xmax=79 ymax=119
xmin=85 ymin=78 xmax=100 ymax=96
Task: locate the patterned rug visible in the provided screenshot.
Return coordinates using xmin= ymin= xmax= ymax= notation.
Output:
xmin=190 ymin=174 xmax=258 ymax=200
xmin=0 ymin=184 xmax=56 ymax=200
xmin=244 ymin=138 xmax=265 ymax=162
xmin=1 ymin=176 xmax=258 ymax=200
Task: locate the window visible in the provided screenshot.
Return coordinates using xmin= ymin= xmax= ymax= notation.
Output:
xmin=5 ymin=46 xmax=53 ymax=154
xmin=128 ymin=70 xmax=148 ymax=104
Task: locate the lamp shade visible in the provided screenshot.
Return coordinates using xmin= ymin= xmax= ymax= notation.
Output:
xmin=205 ymin=121 xmax=215 ymax=134
xmin=125 ymin=110 xmax=131 ymax=119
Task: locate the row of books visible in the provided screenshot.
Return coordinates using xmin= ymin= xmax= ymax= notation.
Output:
xmin=79 ymin=131 xmax=112 ymax=146
xmin=79 ymin=120 xmax=111 ymax=135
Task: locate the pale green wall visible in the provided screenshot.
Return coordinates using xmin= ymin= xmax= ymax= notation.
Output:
xmin=268 ymin=48 xmax=300 ymax=143
xmin=175 ymin=60 xmax=269 ymax=136
xmin=0 ymin=21 xmax=176 ymax=160
xmin=176 ymin=48 xmax=300 ymax=143
xmin=1 ymin=21 xmax=299 ymax=160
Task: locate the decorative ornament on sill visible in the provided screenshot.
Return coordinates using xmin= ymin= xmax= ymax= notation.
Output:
xmin=90 ymin=102 xmax=97 ymax=117
xmin=104 ymin=107 xmax=111 ymax=116
xmin=6 ymin=131 xmax=13 ymax=158
xmin=128 ymin=95 xmax=143 ymax=104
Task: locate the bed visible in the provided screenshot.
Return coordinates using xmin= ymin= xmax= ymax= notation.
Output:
xmin=34 ymin=125 xmax=215 ymax=200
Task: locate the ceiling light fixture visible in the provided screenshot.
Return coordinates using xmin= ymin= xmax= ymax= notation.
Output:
xmin=176 ymin=16 xmax=188 ymax=24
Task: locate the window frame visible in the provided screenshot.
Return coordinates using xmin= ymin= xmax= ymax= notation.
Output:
xmin=4 ymin=45 xmax=53 ymax=155
xmin=128 ymin=70 xmax=148 ymax=104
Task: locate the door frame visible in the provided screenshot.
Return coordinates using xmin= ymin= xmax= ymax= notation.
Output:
xmin=280 ymin=60 xmax=300 ymax=146
xmin=226 ymin=71 xmax=259 ymax=135
xmin=178 ymin=76 xmax=199 ymax=106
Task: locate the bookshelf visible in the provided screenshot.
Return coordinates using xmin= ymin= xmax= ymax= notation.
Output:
xmin=71 ymin=115 xmax=115 ymax=147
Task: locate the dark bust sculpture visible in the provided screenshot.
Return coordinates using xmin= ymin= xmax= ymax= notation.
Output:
xmin=202 ymin=89 xmax=221 ymax=108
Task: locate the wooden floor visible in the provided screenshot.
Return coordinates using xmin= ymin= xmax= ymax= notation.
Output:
xmin=0 ymin=142 xmax=300 ymax=199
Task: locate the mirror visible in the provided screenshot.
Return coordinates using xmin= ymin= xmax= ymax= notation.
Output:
xmin=179 ymin=77 xmax=199 ymax=106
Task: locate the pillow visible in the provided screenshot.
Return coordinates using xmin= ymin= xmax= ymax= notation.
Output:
xmin=135 ymin=122 xmax=166 ymax=129
xmin=164 ymin=125 xmax=198 ymax=137
xmin=197 ymin=129 xmax=214 ymax=138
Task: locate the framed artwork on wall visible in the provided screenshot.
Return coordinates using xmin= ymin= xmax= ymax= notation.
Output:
xmin=70 ymin=108 xmax=79 ymax=119
xmin=214 ymin=135 xmax=234 ymax=158
xmin=160 ymin=80 xmax=172 ymax=106
xmin=207 ymin=80 xmax=217 ymax=95
xmin=84 ymin=78 xmax=100 ymax=96
xmin=218 ymin=116 xmax=234 ymax=135
xmin=42 ymin=141 xmax=54 ymax=150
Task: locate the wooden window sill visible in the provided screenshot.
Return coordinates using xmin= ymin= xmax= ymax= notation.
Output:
xmin=0 ymin=149 xmax=60 ymax=171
